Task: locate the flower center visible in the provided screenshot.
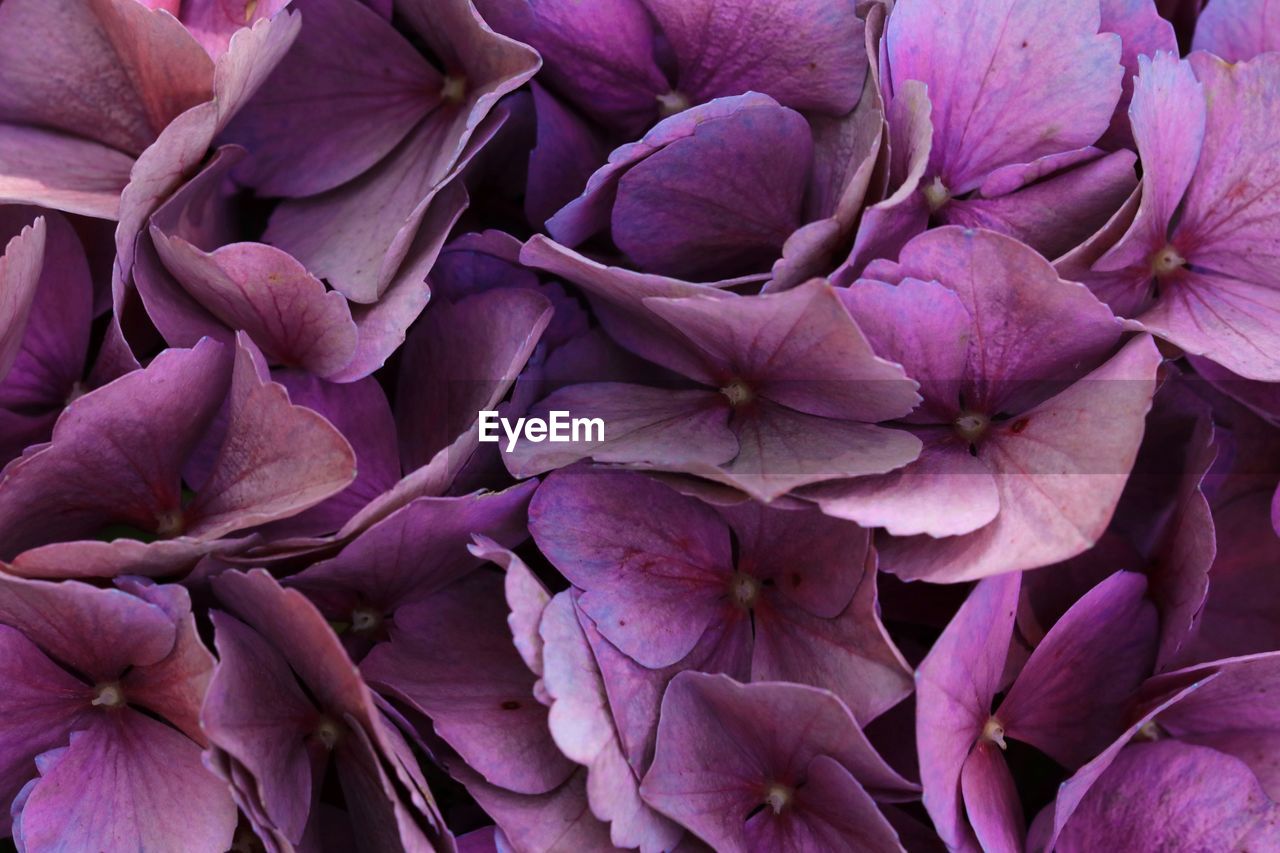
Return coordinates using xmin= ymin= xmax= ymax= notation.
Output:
xmin=1150 ymin=244 xmax=1186 ymax=278
xmin=953 ymin=411 xmax=989 ymax=444
xmin=656 ymin=90 xmax=691 ymax=118
xmin=350 ymin=607 xmax=382 ymax=634
xmin=155 ymin=508 xmax=185 ymax=538
xmin=1135 ymin=720 xmax=1165 ymax=742
xmin=721 ymin=378 xmax=755 ymax=408
xmin=243 ymin=0 xmax=259 ymax=21
xmin=763 ymin=782 xmax=793 ymax=815
xmin=440 ymin=75 xmax=467 ymax=104
xmin=728 ymin=572 xmax=761 ymax=609
xmin=65 ymin=380 xmax=87 ymax=405
xmin=923 ymin=176 xmax=951 ymax=212
xmin=314 ymin=717 xmax=342 ymax=750
xmin=92 ymin=682 xmax=126 ymax=709
xmin=982 ymin=716 xmax=1007 ymax=750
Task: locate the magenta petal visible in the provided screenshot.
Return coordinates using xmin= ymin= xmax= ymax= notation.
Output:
xmin=1180 ymin=492 xmax=1280 ymax=663
xmin=708 ymin=401 xmax=923 ymax=502
xmin=868 ymin=227 xmax=1123 ymax=414
xmin=0 ymin=127 xmax=134 ymax=219
xmin=721 ymin=499 xmax=866 ymax=619
xmin=1192 ymin=0 xmax=1280 ymax=60
xmin=0 ymin=217 xmax=45 ymax=382
xmin=259 ymin=372 xmax=401 ymax=537
xmin=517 ymin=235 xmax=732 ymax=376
xmin=362 ymin=572 xmax=574 ymax=795
xmin=184 ymin=334 xmax=355 ymax=537
xmin=115 ymin=580 xmax=214 ymax=742
xmin=610 ymin=101 xmax=813 ymax=279
xmin=960 ymin=740 xmax=1024 ymax=853
xmin=220 ymin=0 xmax=439 ymax=198
xmin=178 ymin=0 xmax=293 ymax=57
xmin=744 ymin=754 xmax=903 ymax=851
xmin=1098 ymin=0 xmax=1177 ymax=147
xmin=470 ymin=536 xmax=550 ymax=682
xmin=113 ymin=11 xmax=300 ymax=304
xmin=288 ymin=483 xmax=537 ymax=618
xmin=0 ymin=0 xmax=211 ymax=156
xmin=885 ymin=0 xmax=1122 ymax=193
xmin=0 ymin=572 xmax=178 ymax=686
xmin=645 ymin=0 xmax=866 ymax=115
xmin=473 ymin=0 xmax=666 ymax=135
xmin=997 ymin=572 xmax=1158 ymax=768
xmin=546 ymin=92 xmax=783 ymax=250
xmin=538 ymin=593 xmax=685 ymax=851
xmin=916 ymin=573 xmax=1019 ymax=850
xmin=525 ymin=85 xmax=607 ymax=230
xmin=838 ymin=277 xmax=970 ymax=419
xmin=202 ymin=610 xmax=318 ymax=844
xmin=452 ymin=765 xmax=615 ymax=853
xmin=396 ymin=287 xmax=554 ymax=472
xmin=749 ymin=548 xmax=913 ymax=724
xmin=151 ymin=234 xmax=359 ymax=377
xmin=1145 ymin=53 xmax=1280 ymax=380
xmin=808 ymin=432 xmax=1000 ymax=538
xmin=941 ymin=149 xmax=1138 ymax=261
xmin=1056 ymin=741 xmax=1280 ymax=850
xmin=838 ymin=80 xmax=934 ymax=278
xmin=1033 ymin=675 xmax=1208 ymax=851
xmin=16 ymin=712 xmax=235 ymax=853
xmin=0 ymin=211 xmax=94 ymax=415
xmin=263 ymin=114 xmax=494 ymax=304
xmin=530 ymin=469 xmax=733 ymax=669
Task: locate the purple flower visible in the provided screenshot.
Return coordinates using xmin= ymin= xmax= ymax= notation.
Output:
xmin=839 ymin=0 xmax=1137 ymax=272
xmin=0 ymin=574 xmax=233 ymax=851
xmin=815 ymin=227 xmax=1161 ymax=582
xmin=477 ymin=0 xmax=866 ymax=137
xmin=0 ymin=334 xmax=356 ymax=578
xmin=509 ymin=239 xmax=922 ymax=500
xmin=1065 ymin=52 xmax=1280 ymax=381
xmin=640 ymin=673 xmax=912 ymax=850
xmin=916 ymin=571 xmax=1158 ymax=850
xmin=202 ymin=569 xmax=449 ymax=849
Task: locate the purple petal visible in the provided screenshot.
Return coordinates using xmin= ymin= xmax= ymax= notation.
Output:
xmin=16 ymin=713 xmax=235 ymax=852
xmin=1192 ymin=0 xmax=1280 ymax=60
xmin=1056 ymin=741 xmax=1280 ymax=850
xmin=916 ymin=573 xmax=1019 ymax=850
xmin=885 ymin=0 xmax=1122 ymax=193
xmin=645 ymin=0 xmax=866 ymax=115
xmin=997 ymin=572 xmax=1158 ymax=768
xmin=362 ymin=571 xmax=574 ymax=795
xmin=530 ymin=469 xmax=733 ymax=669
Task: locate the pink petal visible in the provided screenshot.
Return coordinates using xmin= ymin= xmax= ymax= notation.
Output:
xmin=529 ymin=468 xmax=734 ymax=669
xmin=184 ymin=333 xmax=356 ymax=537
xmin=885 ymin=0 xmax=1122 ymax=193
xmin=16 ymin=712 xmax=235 ymax=852
xmin=361 ymin=572 xmax=574 ymax=795
xmin=916 ymin=573 xmax=1020 ymax=850
xmin=997 ymin=572 xmax=1158 ymax=768
xmin=960 ymin=740 xmax=1024 ymax=853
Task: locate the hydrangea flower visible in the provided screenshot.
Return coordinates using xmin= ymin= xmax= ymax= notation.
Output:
xmin=0 ymin=574 xmax=233 ymax=851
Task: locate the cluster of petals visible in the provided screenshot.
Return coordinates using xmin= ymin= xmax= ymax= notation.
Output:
xmin=1 ymin=0 xmax=1280 ymax=850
